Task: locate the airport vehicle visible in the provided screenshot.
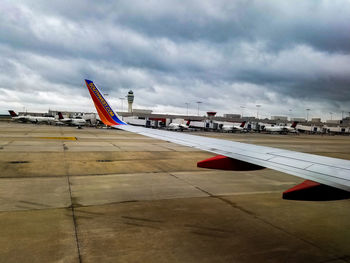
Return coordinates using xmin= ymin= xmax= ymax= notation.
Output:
xmin=168 ymin=120 xmax=191 ymax=131
xmin=57 ymin=112 xmax=86 ymax=127
xmin=85 ymin=79 xmax=350 ymax=200
xmin=220 ymin=121 xmax=246 ymax=132
xmin=8 ymin=110 xmax=55 ymax=124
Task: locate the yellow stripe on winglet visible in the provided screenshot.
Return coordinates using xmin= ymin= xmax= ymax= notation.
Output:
xmin=39 ymin=137 xmax=77 ymax=140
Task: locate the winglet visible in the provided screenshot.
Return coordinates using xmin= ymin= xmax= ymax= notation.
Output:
xmin=84 ymin=79 xmax=126 ymax=126
xmin=240 ymin=121 xmax=246 ymax=128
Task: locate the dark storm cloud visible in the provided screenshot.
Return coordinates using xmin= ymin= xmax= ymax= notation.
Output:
xmin=0 ymin=0 xmax=350 ymax=119
xmin=25 ymin=1 xmax=350 ymax=52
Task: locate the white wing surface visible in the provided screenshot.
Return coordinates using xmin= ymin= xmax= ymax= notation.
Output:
xmin=118 ymin=125 xmax=350 ymax=192
xmin=85 ymin=79 xmax=350 ymax=193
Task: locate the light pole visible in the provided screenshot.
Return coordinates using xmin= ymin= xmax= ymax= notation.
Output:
xmin=256 ymin=105 xmax=261 ymax=119
xmin=119 ymin=98 xmax=125 ymax=112
xmin=306 ymin=109 xmax=310 ymax=122
xmin=289 ymin=109 xmax=292 ymax=121
xmin=240 ymin=106 xmax=245 ymax=118
xmin=330 ymin=112 xmax=333 ymax=120
xmin=196 ymin=101 xmax=202 ymax=116
xmin=185 ymin=103 xmax=190 ymax=117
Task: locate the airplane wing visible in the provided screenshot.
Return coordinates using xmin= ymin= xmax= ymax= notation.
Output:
xmin=85 ymin=79 xmax=350 ymax=197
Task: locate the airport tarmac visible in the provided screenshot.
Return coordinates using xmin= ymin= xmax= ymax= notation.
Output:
xmin=0 ymin=122 xmax=349 ymax=263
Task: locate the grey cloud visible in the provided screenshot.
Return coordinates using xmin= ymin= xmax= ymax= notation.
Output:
xmin=0 ymin=0 xmax=350 ymax=119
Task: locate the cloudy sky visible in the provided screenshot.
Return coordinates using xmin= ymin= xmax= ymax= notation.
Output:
xmin=1 ymin=0 xmax=350 ymax=120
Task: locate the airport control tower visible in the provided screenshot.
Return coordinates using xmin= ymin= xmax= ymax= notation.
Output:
xmin=127 ymin=90 xmax=134 ymax=113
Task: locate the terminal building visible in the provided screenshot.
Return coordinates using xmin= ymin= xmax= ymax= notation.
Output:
xmin=4 ymin=89 xmax=349 ymax=133
xmin=291 ymin=117 xmax=306 ymax=122
xmin=271 ymin=116 xmax=288 ymax=121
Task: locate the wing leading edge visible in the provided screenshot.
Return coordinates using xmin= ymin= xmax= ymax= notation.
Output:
xmin=85 ymin=80 xmax=350 ymax=193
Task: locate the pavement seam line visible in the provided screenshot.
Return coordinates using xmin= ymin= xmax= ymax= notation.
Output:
xmin=63 ymin=142 xmax=82 ymax=263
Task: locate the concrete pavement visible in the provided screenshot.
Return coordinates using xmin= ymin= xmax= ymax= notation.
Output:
xmin=0 ymin=122 xmax=349 ymax=262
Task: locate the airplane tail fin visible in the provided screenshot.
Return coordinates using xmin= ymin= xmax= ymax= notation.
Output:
xmin=58 ymin=112 xmax=64 ymax=120
xmin=240 ymin=121 xmax=246 ymax=128
xmin=291 ymin=121 xmax=298 ymax=128
xmin=84 ymin=79 xmax=126 ymax=126
xmin=8 ymin=110 xmax=18 ymax=117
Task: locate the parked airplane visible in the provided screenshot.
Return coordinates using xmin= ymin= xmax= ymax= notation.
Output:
xmin=168 ymin=120 xmax=191 ymax=131
xmin=260 ymin=122 xmax=298 ymax=134
xmin=85 ymin=79 xmax=350 ymax=200
xmin=8 ymin=110 xmax=55 ymax=124
xmin=57 ymin=112 xmax=86 ymax=127
xmin=220 ymin=121 xmax=246 ymax=132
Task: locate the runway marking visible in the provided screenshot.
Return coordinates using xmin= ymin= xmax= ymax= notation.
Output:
xmin=39 ymin=136 xmax=77 ymax=140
